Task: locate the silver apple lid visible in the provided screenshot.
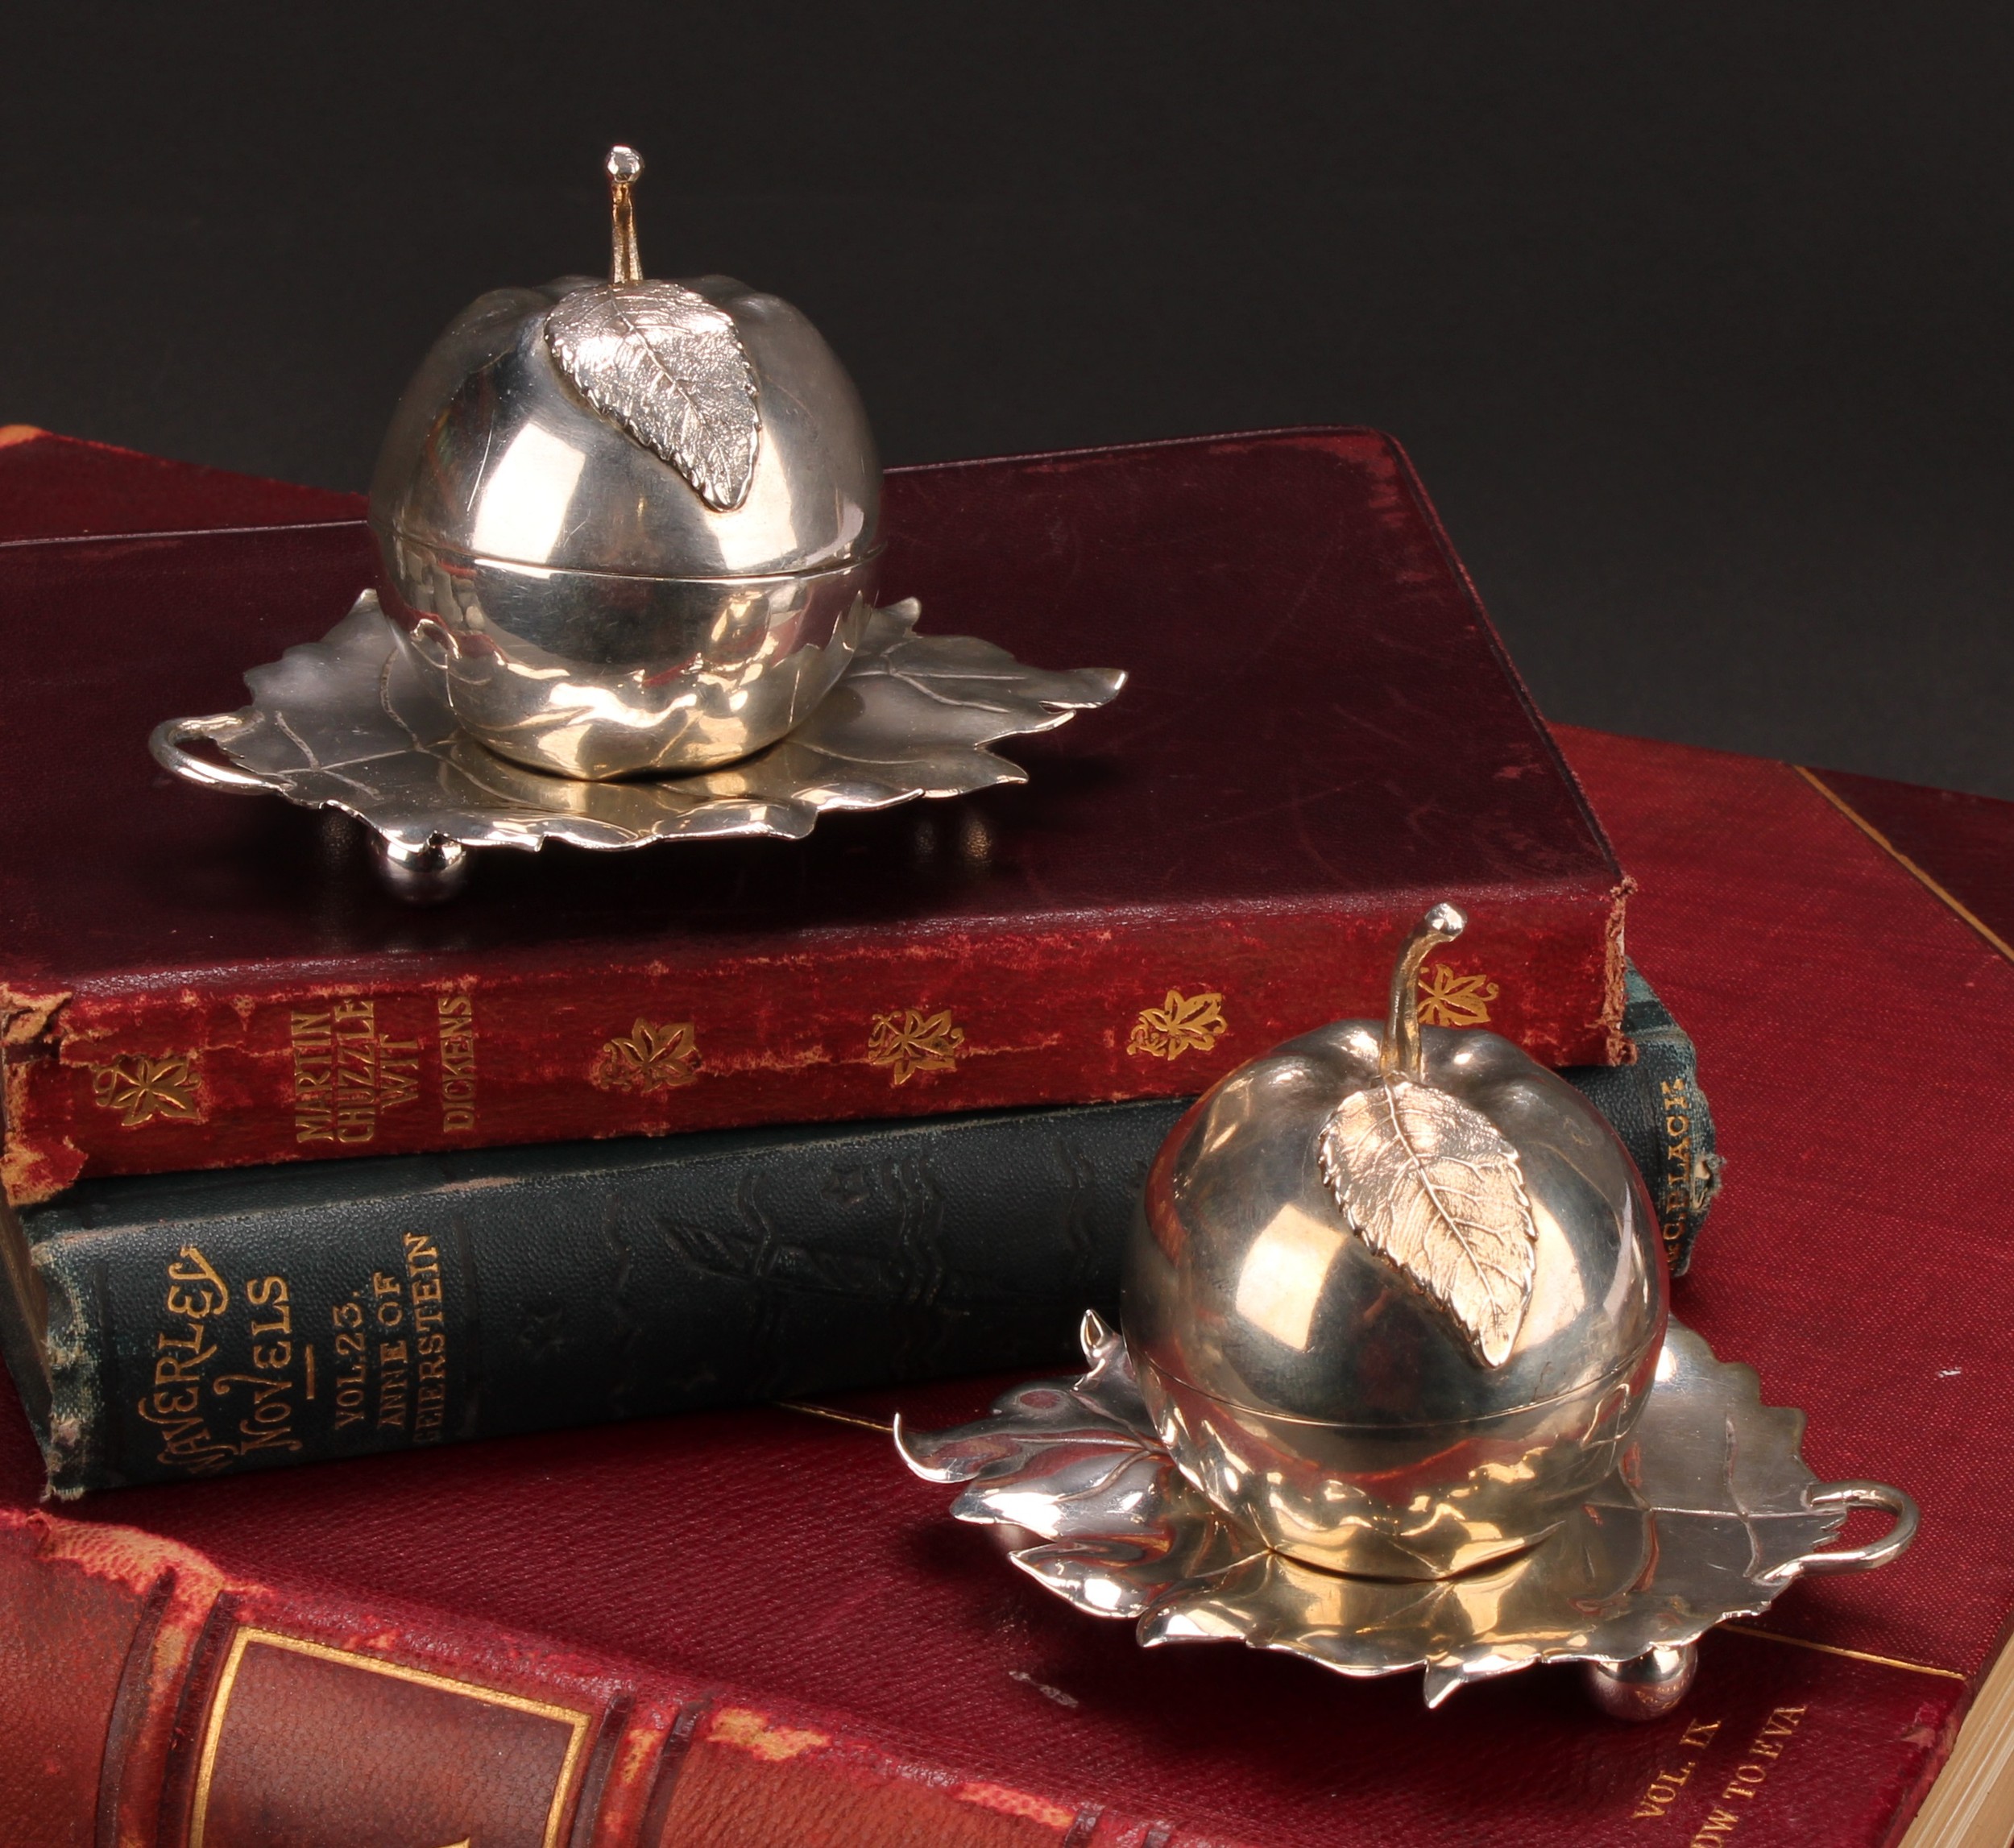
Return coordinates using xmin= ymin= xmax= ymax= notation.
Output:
xmin=1124 ymin=905 xmax=1667 ymax=1430
xmin=368 ymin=146 xmax=879 ymax=583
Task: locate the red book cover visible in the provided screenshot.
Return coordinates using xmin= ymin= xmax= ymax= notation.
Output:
xmin=1 ymin=719 xmax=2008 ymax=1845
xmin=1797 ymin=764 xmax=2014 ymax=963
xmin=0 ymin=429 xmax=1626 ymax=1204
xmin=0 ymin=425 xmax=360 ymax=544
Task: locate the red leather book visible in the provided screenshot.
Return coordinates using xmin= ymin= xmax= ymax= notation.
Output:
xmin=0 ymin=425 xmax=358 ymax=543
xmin=2 ymin=721 xmax=2009 ymax=1845
xmin=0 ymin=429 xmax=1627 ymax=1204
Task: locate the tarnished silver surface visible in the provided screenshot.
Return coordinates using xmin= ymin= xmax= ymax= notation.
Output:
xmin=151 ymin=593 xmax=1124 ymax=872
xmin=897 ymin=1312 xmax=1917 ymax=1711
xmin=367 ymin=146 xmax=882 ymax=777
xmin=1126 ymin=907 xmax=1666 ymax=1579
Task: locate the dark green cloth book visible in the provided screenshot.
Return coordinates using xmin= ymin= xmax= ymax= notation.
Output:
xmin=0 ymin=970 xmax=1716 ymax=1494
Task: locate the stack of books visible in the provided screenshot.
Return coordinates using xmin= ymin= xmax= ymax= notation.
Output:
xmin=1 ymin=424 xmax=2004 ymax=1847
xmin=0 ymin=425 xmax=1708 ymax=1496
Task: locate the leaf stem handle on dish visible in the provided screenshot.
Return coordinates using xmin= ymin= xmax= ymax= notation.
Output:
xmin=1381 ymin=903 xmax=1467 ymax=1083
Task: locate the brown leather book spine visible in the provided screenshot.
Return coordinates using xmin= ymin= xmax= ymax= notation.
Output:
xmin=1 ymin=889 xmax=1621 ymax=1204
xmin=0 ymin=1508 xmax=1187 ymax=1847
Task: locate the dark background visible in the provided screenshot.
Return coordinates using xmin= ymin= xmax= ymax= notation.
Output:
xmin=5 ymin=5 xmax=2011 ymax=795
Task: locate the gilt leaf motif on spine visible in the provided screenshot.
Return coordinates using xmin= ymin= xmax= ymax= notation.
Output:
xmin=1318 ymin=1077 xmax=1538 ymax=1366
xmin=546 ymin=281 xmax=760 ymax=511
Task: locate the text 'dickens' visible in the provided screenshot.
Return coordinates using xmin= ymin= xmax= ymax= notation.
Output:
xmin=289 ymin=994 xmax=479 ymax=1146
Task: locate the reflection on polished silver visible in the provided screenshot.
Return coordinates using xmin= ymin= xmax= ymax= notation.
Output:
xmin=373 ymin=834 xmax=470 ymax=907
xmin=896 ymin=1314 xmax=1917 ymax=1712
xmin=150 ymin=595 xmax=1124 ymax=894
xmin=1126 ymin=906 xmax=1666 ymax=1580
xmin=367 ymin=144 xmax=882 ymax=777
xmin=1582 ymin=1643 xmax=1699 ymax=1722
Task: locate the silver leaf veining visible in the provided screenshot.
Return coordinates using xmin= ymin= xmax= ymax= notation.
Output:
xmin=545 ymin=280 xmax=760 ymax=510
xmin=1319 ymin=1075 xmax=1539 ymax=1366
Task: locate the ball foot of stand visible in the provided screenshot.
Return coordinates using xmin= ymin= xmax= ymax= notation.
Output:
xmin=1583 ymin=1642 xmax=1699 ymax=1721
xmin=375 ymin=835 xmax=470 ymax=905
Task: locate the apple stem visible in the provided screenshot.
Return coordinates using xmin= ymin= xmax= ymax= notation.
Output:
xmin=606 ymin=144 xmax=644 ymax=286
xmin=1381 ymin=903 xmax=1467 ymax=1082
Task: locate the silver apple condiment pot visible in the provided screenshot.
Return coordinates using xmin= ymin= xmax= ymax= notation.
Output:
xmin=1125 ymin=904 xmax=1668 ymax=1580
xmin=369 ymin=146 xmax=880 ymax=780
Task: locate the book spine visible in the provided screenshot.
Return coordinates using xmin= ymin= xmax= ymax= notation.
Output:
xmin=0 ymin=1506 xmax=1201 ymax=1847
xmin=0 ymin=889 xmax=1622 ymax=1204
xmin=1556 ymin=965 xmax=1724 ymax=1276
xmin=27 ymin=1100 xmax=1184 ymax=1494
xmin=19 ymin=991 xmax=1713 ymax=1494
xmin=0 ymin=1507 xmax=1966 ymax=1847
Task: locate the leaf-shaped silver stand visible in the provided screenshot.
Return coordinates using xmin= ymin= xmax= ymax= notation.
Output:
xmin=896 ymin=1315 xmax=1917 ymax=1717
xmin=151 ymin=595 xmax=1124 ymax=903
